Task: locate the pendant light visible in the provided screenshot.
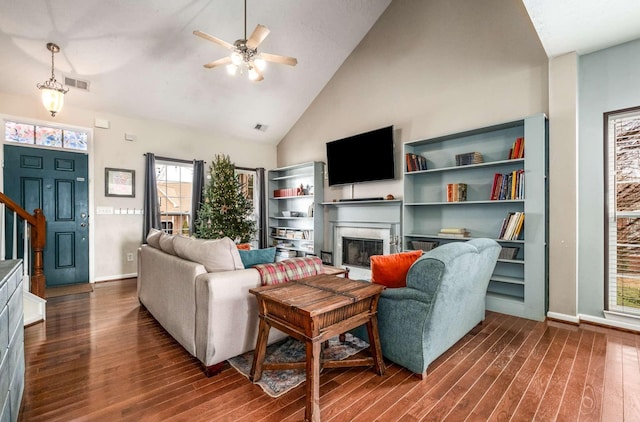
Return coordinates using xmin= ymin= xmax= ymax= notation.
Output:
xmin=36 ymin=43 xmax=69 ymax=117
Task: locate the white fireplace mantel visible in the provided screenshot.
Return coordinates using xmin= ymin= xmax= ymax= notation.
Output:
xmin=322 ymin=199 xmax=402 ymax=279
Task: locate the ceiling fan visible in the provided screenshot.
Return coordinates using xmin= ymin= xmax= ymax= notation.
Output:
xmin=194 ymin=0 xmax=297 ymax=82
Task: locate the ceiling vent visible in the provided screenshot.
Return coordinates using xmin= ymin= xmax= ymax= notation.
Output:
xmin=64 ymin=76 xmax=90 ymax=91
xmin=254 ymin=123 xmax=268 ymax=132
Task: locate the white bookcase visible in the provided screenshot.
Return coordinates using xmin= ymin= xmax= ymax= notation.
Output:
xmin=268 ymin=162 xmax=324 ymax=260
xmin=402 ymin=114 xmax=548 ymax=321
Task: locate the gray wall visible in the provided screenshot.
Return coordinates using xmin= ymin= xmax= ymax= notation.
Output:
xmin=578 ymin=38 xmax=640 ymax=316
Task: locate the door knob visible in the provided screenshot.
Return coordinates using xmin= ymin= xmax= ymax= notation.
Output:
xmin=80 ymin=223 xmax=87 ymax=227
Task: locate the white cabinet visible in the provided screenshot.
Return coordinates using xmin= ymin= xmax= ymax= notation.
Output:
xmin=268 ymin=162 xmax=324 ymax=260
xmin=402 ymin=114 xmax=548 ymax=320
xmin=0 ymin=260 xmax=24 ymax=422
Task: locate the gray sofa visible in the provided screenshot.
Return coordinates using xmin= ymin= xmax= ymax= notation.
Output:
xmin=137 ymin=235 xmax=287 ymax=376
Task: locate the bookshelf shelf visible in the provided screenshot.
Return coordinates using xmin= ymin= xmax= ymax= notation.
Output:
xmin=268 ymin=162 xmax=324 ymax=260
xmin=402 ymin=113 xmax=548 ymax=321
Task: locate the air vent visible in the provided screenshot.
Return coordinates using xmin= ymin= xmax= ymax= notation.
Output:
xmin=254 ymin=123 xmax=268 ymax=132
xmin=64 ymin=76 xmax=90 ymax=91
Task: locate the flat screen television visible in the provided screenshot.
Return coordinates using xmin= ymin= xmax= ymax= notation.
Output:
xmin=326 ymin=126 xmax=395 ymax=186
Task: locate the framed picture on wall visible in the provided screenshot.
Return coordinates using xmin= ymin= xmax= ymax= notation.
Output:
xmin=105 ymin=168 xmax=135 ymax=197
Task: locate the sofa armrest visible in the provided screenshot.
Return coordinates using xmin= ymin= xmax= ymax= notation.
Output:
xmin=194 ymin=268 xmax=286 ymax=367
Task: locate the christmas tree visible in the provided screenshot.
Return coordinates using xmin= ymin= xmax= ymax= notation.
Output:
xmin=194 ymin=154 xmax=256 ymax=243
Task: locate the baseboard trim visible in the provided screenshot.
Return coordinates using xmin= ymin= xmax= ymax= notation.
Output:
xmin=545 ymin=311 xmax=640 ymax=334
xmin=546 ymin=311 xmax=580 ymax=325
xmin=579 ymin=313 xmax=640 ymax=334
xmin=94 ymin=272 xmax=137 ymax=282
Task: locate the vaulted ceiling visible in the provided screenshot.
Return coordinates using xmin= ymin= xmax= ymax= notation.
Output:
xmin=1 ymin=1 xmax=639 ymax=145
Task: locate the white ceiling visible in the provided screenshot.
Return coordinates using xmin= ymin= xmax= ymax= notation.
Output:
xmin=1 ymin=1 xmax=640 ymax=146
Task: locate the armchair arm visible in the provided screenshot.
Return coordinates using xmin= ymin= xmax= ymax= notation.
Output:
xmin=381 ymin=286 xmax=432 ymax=303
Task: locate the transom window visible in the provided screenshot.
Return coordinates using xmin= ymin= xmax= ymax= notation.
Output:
xmin=4 ymin=120 xmax=88 ymax=151
xmin=605 ymin=107 xmax=640 ymax=316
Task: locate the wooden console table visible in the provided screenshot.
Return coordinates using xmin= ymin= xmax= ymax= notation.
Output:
xmin=249 ymin=274 xmax=385 ymax=422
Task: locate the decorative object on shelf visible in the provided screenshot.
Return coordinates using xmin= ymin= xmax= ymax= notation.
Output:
xmin=385 ymin=194 xmax=395 ymax=200
xmin=498 ymin=247 xmax=520 ymax=260
xmin=490 ymin=170 xmax=524 ymax=200
xmin=411 ymin=240 xmax=439 ymax=251
xmin=194 ymin=154 xmax=256 ymax=243
xmin=36 ymin=42 xmax=69 ymax=117
xmin=105 ymin=168 xmax=135 ymax=197
xmin=508 ymin=137 xmax=525 ymax=159
xmin=320 ymin=250 xmax=333 ymax=265
xmin=455 ymin=152 xmax=483 ymax=166
xmin=446 ymin=183 xmax=467 ymax=202
xmin=405 ymin=153 xmax=428 ymax=172
xmin=193 ymin=0 xmax=297 ymax=82
xmin=308 ymin=202 xmax=314 ymax=217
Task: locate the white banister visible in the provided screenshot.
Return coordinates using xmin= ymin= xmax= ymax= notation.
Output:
xmin=0 ymin=203 xmax=4 ymax=260
xmin=23 ymin=221 xmax=30 ymax=280
xmin=12 ymin=211 xmax=17 ymax=259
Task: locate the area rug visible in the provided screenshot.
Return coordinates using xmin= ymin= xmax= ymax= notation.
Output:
xmin=228 ymin=333 xmax=369 ymax=397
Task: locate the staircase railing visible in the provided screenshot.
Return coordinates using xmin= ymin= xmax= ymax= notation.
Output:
xmin=0 ymin=192 xmax=46 ymax=298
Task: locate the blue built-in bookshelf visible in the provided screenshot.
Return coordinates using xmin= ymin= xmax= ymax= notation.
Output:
xmin=402 ymin=114 xmax=548 ymax=321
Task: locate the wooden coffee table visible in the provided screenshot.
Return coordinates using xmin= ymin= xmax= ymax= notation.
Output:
xmin=249 ymin=274 xmax=386 ymax=422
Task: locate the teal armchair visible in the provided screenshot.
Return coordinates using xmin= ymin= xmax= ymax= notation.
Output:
xmin=358 ymin=238 xmax=500 ymax=377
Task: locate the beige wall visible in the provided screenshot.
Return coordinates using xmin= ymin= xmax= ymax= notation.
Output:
xmin=278 ymin=0 xmax=549 ymax=202
xmin=0 ymin=91 xmax=277 ymax=281
xmin=548 ymin=53 xmax=578 ymax=317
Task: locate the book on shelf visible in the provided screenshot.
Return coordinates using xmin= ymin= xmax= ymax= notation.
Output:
xmin=498 ymin=212 xmax=524 ymax=240
xmin=508 ymin=137 xmax=525 ymax=160
xmin=405 ymin=153 xmax=428 ymax=172
xmin=490 ymin=170 xmax=525 ymax=200
xmin=455 ymin=152 xmax=483 ymax=166
xmin=439 ymin=227 xmax=467 ymax=234
xmin=276 ymin=249 xmax=297 ymax=258
xmin=438 ymin=231 xmax=470 ymax=238
xmin=446 ymin=183 xmax=467 ymax=202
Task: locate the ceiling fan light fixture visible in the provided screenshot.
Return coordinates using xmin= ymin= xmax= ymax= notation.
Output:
xmin=226 ymin=63 xmax=238 ymax=75
xmin=230 ymin=51 xmax=243 ymax=66
xmin=254 ymin=56 xmax=266 ymax=71
xmin=36 ymin=42 xmax=69 ymax=117
xmin=248 ymin=67 xmax=259 ymax=81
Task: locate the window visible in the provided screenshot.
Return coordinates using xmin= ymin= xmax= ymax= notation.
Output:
xmin=236 ymin=169 xmax=259 ymax=246
xmin=156 ymin=161 xmax=193 ymax=235
xmin=4 ymin=120 xmax=88 ymax=151
xmin=605 ymin=107 xmax=640 ymax=316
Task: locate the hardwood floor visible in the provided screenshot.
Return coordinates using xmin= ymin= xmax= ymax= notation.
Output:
xmin=18 ymin=278 xmax=640 ymax=421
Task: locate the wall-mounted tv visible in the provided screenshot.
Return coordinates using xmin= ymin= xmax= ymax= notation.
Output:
xmin=326 ymin=125 xmax=395 ymax=186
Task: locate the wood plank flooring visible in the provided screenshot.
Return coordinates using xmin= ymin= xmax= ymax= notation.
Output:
xmin=18 ymin=278 xmax=640 ymax=421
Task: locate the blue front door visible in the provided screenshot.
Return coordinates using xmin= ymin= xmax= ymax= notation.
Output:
xmin=4 ymin=145 xmax=89 ymax=286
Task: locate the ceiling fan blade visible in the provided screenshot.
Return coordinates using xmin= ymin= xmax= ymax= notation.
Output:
xmin=261 ymin=52 xmax=298 ymax=67
xmin=203 ymin=56 xmax=232 ymax=69
xmin=251 ymin=66 xmax=264 ymax=82
xmin=246 ymin=24 xmax=270 ymax=50
xmin=193 ymin=30 xmax=234 ymax=51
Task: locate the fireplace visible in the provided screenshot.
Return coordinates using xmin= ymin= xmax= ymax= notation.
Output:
xmin=342 ymin=237 xmax=384 ymax=268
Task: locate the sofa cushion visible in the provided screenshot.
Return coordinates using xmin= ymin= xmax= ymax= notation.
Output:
xmin=236 ymin=243 xmax=251 ymax=250
xmin=159 ymin=233 xmax=177 ymax=255
xmin=146 ymin=228 xmax=163 ymax=249
xmin=173 ymin=236 xmax=244 ymax=272
xmin=254 ymin=256 xmax=323 ymax=286
xmin=371 ymin=250 xmax=423 ymax=288
xmin=238 ymin=247 xmax=276 ymax=268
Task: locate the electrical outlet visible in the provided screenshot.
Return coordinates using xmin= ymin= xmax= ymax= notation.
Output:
xmin=126 ymin=252 xmax=134 ymax=262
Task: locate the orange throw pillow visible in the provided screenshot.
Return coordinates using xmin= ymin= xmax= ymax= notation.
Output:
xmin=370 ymin=250 xmax=423 ymax=288
xmin=236 ymin=243 xmax=251 ymax=250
